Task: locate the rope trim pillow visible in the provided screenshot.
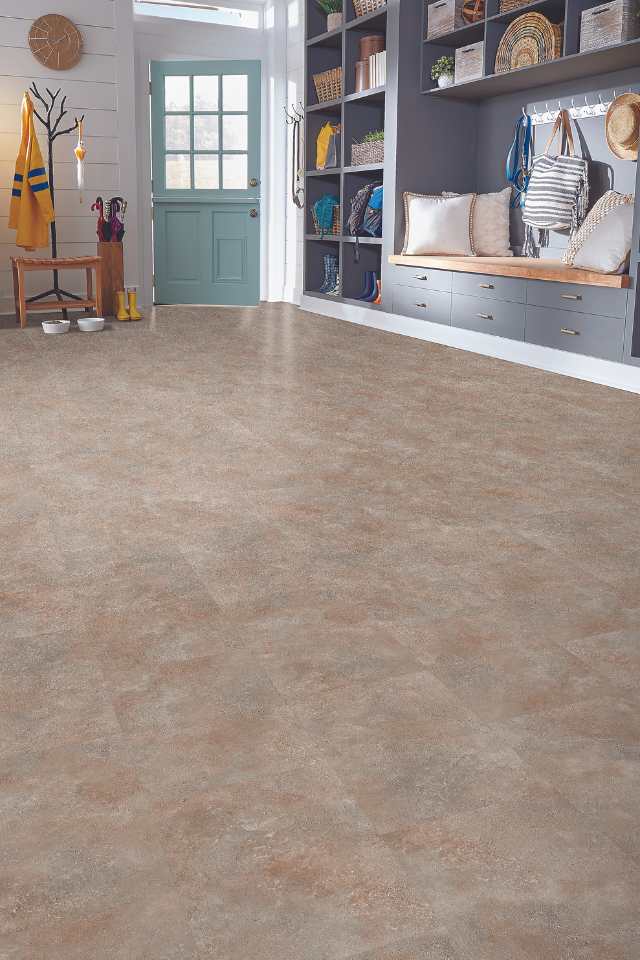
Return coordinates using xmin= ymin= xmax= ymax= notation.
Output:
xmin=563 ymin=190 xmax=634 ymax=265
xmin=402 ymin=192 xmax=477 ymax=256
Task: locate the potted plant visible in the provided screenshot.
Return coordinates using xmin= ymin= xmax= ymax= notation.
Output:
xmin=317 ymin=0 xmax=343 ymax=31
xmin=431 ymin=55 xmax=455 ymax=88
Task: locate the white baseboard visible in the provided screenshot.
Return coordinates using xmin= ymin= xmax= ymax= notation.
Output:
xmin=299 ymin=295 xmax=640 ymax=396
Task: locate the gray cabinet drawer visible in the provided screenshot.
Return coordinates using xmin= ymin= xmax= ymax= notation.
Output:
xmin=389 ymin=264 xmax=452 ymax=293
xmin=452 ymin=272 xmax=526 ymax=303
xmin=451 ymin=294 xmax=525 ymax=340
xmin=526 ymin=280 xmax=628 ymax=318
xmin=525 ymin=306 xmax=625 ymax=361
xmin=392 ymin=284 xmax=451 ymax=325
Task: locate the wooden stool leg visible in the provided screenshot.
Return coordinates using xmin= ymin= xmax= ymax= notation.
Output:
xmin=16 ymin=265 xmax=27 ymax=329
xmin=94 ymin=261 xmax=103 ymax=317
xmin=85 ymin=267 xmax=94 ymax=314
xmin=11 ymin=261 xmax=20 ymax=325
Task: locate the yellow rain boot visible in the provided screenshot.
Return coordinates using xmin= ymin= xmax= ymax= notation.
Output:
xmin=115 ymin=290 xmax=130 ymax=321
xmin=127 ymin=288 xmax=142 ymax=321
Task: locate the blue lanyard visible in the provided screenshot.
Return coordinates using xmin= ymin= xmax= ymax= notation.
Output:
xmin=506 ymin=113 xmax=532 ymax=208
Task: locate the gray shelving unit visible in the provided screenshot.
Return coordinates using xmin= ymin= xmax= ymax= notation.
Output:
xmin=304 ymin=0 xmax=388 ymax=308
xmin=304 ymin=0 xmax=640 ymax=367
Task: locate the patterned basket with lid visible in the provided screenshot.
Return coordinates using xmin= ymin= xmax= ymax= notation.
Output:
xmin=313 ymin=66 xmax=343 ymax=103
xmin=353 ymin=0 xmax=386 ymax=18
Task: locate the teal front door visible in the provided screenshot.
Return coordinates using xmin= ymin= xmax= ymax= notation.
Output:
xmin=151 ymin=60 xmax=260 ymax=305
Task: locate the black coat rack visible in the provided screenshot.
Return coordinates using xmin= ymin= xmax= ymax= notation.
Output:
xmin=28 ymin=83 xmax=85 ymax=316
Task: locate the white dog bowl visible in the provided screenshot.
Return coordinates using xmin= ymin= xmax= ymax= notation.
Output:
xmin=77 ymin=316 xmax=105 ymax=332
xmin=42 ymin=319 xmax=71 ymax=335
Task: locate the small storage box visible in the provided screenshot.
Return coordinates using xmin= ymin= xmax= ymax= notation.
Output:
xmin=580 ymin=0 xmax=640 ymax=52
xmin=455 ymin=40 xmax=484 ymax=83
xmin=427 ymin=0 xmax=465 ymax=38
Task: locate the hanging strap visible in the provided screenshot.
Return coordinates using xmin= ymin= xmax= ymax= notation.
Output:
xmin=505 ymin=112 xmax=532 ymax=209
xmin=544 ymin=109 xmax=575 ymax=157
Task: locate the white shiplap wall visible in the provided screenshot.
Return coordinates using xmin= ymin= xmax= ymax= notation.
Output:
xmin=0 ymin=0 xmax=137 ymax=311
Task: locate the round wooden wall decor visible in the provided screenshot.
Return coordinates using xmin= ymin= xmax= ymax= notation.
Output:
xmin=494 ymin=12 xmax=562 ymax=75
xmin=28 ymin=14 xmax=83 ymax=71
xmin=462 ymin=0 xmax=485 ymax=24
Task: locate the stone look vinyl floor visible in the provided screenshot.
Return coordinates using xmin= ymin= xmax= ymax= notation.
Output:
xmin=2 ymin=304 xmax=639 ymax=960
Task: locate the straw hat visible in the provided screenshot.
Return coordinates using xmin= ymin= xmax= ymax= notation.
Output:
xmin=606 ymin=92 xmax=640 ymax=160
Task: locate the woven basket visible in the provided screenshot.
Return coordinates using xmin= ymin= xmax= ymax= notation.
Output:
xmin=351 ymin=138 xmax=384 ymax=165
xmin=353 ymin=0 xmax=386 ymax=18
xmin=312 ymin=205 xmax=341 ymax=235
xmin=499 ymin=0 xmax=531 ymax=12
xmin=494 ymin=12 xmax=562 ymax=74
xmin=463 ymin=0 xmax=485 ymax=23
xmin=313 ymin=66 xmax=343 ymax=103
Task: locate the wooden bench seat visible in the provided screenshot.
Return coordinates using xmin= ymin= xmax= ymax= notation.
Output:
xmin=11 ymin=255 xmax=103 ymax=329
xmin=388 ymin=255 xmax=632 ymax=289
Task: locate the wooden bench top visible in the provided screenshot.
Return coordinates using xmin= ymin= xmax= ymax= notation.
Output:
xmin=11 ymin=255 xmax=101 ymax=269
xmin=389 ymin=255 xmax=632 ymax=289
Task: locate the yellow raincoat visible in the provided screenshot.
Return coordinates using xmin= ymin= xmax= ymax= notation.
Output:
xmin=9 ymin=93 xmax=54 ymax=250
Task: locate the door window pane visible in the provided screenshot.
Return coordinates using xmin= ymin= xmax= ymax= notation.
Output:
xmin=165 ymin=75 xmax=190 ymax=111
xmin=222 ymin=114 xmax=248 ymax=150
xmin=222 ymin=152 xmax=247 ymax=189
xmin=194 ymin=115 xmax=219 ymax=150
xmin=194 ymin=154 xmax=219 ymax=189
xmin=222 ymin=74 xmax=247 ymax=111
xmin=194 ymin=75 xmax=219 ymax=111
xmin=165 ymin=153 xmax=191 ymax=189
xmin=165 ymin=115 xmax=190 ymax=150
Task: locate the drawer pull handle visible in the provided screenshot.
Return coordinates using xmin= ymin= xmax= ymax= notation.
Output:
xmin=416 ymin=274 xmax=429 ymax=281
xmin=479 ymin=283 xmax=494 ymax=289
xmin=560 ymin=327 xmax=579 ymax=336
xmin=477 ymin=313 xmax=493 ymax=320
xmin=561 ymin=294 xmax=582 ymax=301
xmin=415 ymin=302 xmax=428 ymax=308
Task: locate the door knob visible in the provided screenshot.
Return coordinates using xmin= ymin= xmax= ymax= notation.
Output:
xmin=249 ymin=177 xmax=259 ymax=187
xmin=249 ymin=208 xmax=258 ymax=218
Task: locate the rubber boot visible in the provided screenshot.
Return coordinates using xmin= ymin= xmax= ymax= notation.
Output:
xmin=319 ymin=255 xmax=333 ymax=293
xmin=363 ymin=272 xmax=379 ymax=302
xmin=358 ymin=271 xmax=374 ymax=300
xmin=127 ymin=288 xmax=143 ymax=320
xmin=115 ymin=290 xmax=130 ymax=321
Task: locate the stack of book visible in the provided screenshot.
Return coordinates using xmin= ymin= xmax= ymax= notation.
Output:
xmin=368 ymin=49 xmax=386 ymax=88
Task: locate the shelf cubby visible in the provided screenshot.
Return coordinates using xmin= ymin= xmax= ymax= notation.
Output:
xmin=304 ymin=0 xmax=388 ymax=311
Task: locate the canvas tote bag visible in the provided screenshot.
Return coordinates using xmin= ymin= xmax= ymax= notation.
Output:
xmin=522 ymin=110 xmax=589 ymax=256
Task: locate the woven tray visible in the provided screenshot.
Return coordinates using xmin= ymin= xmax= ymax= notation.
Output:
xmin=351 ymin=138 xmax=384 ymax=165
xmin=494 ymin=12 xmax=562 ymax=74
xmin=353 ymin=0 xmax=386 ymax=17
xmin=313 ymin=66 xmax=343 ymax=103
xmin=312 ymin=205 xmax=341 ymax=235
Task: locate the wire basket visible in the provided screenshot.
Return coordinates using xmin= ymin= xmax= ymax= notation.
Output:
xmin=353 ymin=0 xmax=387 ymax=18
xmin=312 ymin=205 xmax=341 ymax=235
xmin=313 ymin=67 xmax=343 ymax=103
xmin=351 ymin=138 xmax=384 ymax=165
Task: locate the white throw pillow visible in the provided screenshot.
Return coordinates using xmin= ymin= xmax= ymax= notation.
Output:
xmin=402 ymin=193 xmax=476 ymax=256
xmin=573 ymin=203 xmax=634 ymax=273
xmin=443 ymin=188 xmax=512 ymax=256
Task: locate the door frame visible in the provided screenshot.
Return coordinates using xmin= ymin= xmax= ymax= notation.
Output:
xmin=136 ymin=46 xmax=266 ymax=309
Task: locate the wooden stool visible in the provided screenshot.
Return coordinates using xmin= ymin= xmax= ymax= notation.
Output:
xmin=11 ymin=255 xmax=103 ymax=329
